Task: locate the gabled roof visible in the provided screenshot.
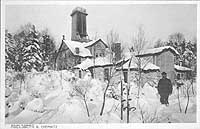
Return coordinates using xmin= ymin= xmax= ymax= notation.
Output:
xmin=82 ymin=38 xmax=108 ymax=48
xmin=174 ymin=65 xmax=192 ymax=72
xmin=58 ymin=38 xmax=108 ymax=58
xmin=136 ymin=46 xmax=179 ymax=57
xmin=122 ymin=56 xmax=160 ymax=71
xmin=63 ymin=40 xmax=92 ymax=57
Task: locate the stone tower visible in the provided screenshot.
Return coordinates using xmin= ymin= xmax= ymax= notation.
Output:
xmin=71 ymin=7 xmax=88 ymax=42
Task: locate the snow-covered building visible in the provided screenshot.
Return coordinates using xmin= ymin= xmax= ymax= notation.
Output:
xmin=56 ymin=38 xmax=108 ymax=70
xmin=56 ymin=7 xmax=109 ymax=70
xmin=135 ymin=46 xmax=191 ymax=82
xmin=174 ymin=64 xmax=192 ymax=79
xmin=116 ymin=56 xmax=160 ymax=85
xmin=56 ymin=7 xmax=162 ymax=82
xmin=56 ymin=7 xmax=192 ymax=84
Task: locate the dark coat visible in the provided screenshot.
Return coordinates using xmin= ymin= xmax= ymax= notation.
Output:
xmin=157 ymin=78 xmax=172 ymax=95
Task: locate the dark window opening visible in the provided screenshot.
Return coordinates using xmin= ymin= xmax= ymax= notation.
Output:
xmin=104 ymin=68 xmax=109 ymax=81
xmin=153 ymin=56 xmax=156 ymax=64
xmin=88 ymin=68 xmax=94 ymax=78
xmin=177 ymin=73 xmax=180 ymax=80
xmin=100 ymin=53 xmax=104 ymax=57
xmin=77 ymin=57 xmax=81 ymax=64
xmin=79 ymin=70 xmax=81 ymax=78
xmin=123 ymin=71 xmax=128 ymax=83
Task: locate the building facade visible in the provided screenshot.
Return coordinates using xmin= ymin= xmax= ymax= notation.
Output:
xmin=136 ymin=46 xmax=193 ymax=83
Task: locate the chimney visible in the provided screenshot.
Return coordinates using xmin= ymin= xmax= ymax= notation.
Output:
xmin=71 ymin=7 xmax=88 ymax=42
xmin=62 ymin=35 xmax=65 ymax=40
xmin=111 ymin=43 xmax=122 ymax=61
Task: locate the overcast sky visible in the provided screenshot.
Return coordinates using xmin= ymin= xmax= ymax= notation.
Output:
xmin=6 ymin=4 xmax=197 ymax=48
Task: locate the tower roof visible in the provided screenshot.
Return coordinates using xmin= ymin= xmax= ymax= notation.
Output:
xmin=71 ymin=7 xmax=88 ymax=16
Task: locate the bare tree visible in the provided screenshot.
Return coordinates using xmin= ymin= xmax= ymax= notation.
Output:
xmin=99 ymin=29 xmax=123 ymax=116
xmin=126 ymin=55 xmax=133 ymax=123
xmin=154 ymin=39 xmax=166 ymax=48
xmin=177 ymin=85 xmax=182 ymax=113
xmin=175 ymin=78 xmax=184 ymax=113
xmin=73 ymin=80 xmax=91 ymax=117
xmin=91 ymin=32 xmax=99 ymax=78
xmin=99 ymin=65 xmax=119 ymax=116
xmin=168 ymin=32 xmax=185 ymax=45
xmin=131 ymin=26 xmax=150 ymax=105
xmin=184 ymin=80 xmax=192 ymax=114
xmin=14 ymin=72 xmax=26 ymax=95
xmin=125 ymin=25 xmax=151 ymax=123
xmin=120 ymin=58 xmax=126 ymax=120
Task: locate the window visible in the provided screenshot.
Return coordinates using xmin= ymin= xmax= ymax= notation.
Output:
xmin=96 ymin=54 xmax=98 ymax=58
xmin=177 ymin=73 xmax=180 ymax=80
xmin=79 ymin=70 xmax=81 ymax=78
xmin=77 ymin=57 xmax=81 ymax=64
xmin=100 ymin=53 xmax=105 ymax=57
xmin=153 ymin=56 xmax=156 ymax=64
xmin=88 ymin=68 xmax=94 ymax=78
xmin=180 ymin=73 xmax=183 ymax=79
xmin=104 ymin=68 xmax=109 ymax=81
xmin=123 ymin=71 xmax=128 ymax=83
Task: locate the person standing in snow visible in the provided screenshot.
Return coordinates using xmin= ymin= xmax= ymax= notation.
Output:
xmin=157 ymin=72 xmax=173 ymax=106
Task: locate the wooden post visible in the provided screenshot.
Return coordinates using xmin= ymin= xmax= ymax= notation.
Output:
xmin=127 ymin=57 xmax=132 ymax=123
xmin=120 ymin=59 xmax=124 ymax=120
xmin=120 ymin=79 xmax=123 ymax=120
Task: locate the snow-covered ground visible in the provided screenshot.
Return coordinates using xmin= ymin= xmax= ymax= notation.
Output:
xmin=5 ymin=70 xmax=196 ymax=124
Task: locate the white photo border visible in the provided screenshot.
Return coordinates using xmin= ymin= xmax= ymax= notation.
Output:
xmin=1 ymin=1 xmax=200 ymax=129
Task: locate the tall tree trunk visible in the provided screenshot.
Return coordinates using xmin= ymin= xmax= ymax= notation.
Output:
xmin=126 ymin=57 xmax=132 ymax=123
xmin=19 ymin=79 xmax=22 ymax=95
xmin=177 ymin=87 xmax=182 ymax=113
xmin=137 ymin=58 xmax=142 ymax=107
xmin=120 ymin=60 xmax=124 ymax=120
xmin=191 ymin=79 xmax=195 ymax=95
xmin=184 ymin=87 xmax=190 ymax=114
xmin=100 ymin=82 xmax=110 ymax=116
xmin=126 ymin=87 xmax=129 ymax=123
xmin=83 ymin=97 xmax=90 ymax=117
xmin=121 ymin=80 xmax=123 ymax=120
xmin=137 ymin=69 xmax=141 ymax=107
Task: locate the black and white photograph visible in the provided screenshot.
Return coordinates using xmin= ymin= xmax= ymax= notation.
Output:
xmin=1 ymin=0 xmax=199 ymax=128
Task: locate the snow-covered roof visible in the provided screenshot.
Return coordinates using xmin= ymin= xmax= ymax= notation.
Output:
xmin=136 ymin=46 xmax=179 ymax=57
xmin=82 ymin=38 xmax=108 ymax=48
xmin=122 ymin=57 xmax=160 ymax=71
xmin=74 ymin=56 xmax=113 ymax=70
xmin=63 ymin=40 xmax=92 ymax=57
xmin=174 ymin=65 xmax=192 ymax=72
xmin=61 ymin=39 xmax=108 ymax=57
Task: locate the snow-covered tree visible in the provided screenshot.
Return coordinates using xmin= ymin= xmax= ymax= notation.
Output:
xmin=5 ymin=23 xmax=56 ymax=72
xmin=154 ymin=33 xmax=197 ymax=79
xmin=39 ymin=29 xmax=56 ymax=69
xmin=5 ymin=30 xmax=16 ymax=70
xmin=12 ymin=23 xmax=43 ymax=72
